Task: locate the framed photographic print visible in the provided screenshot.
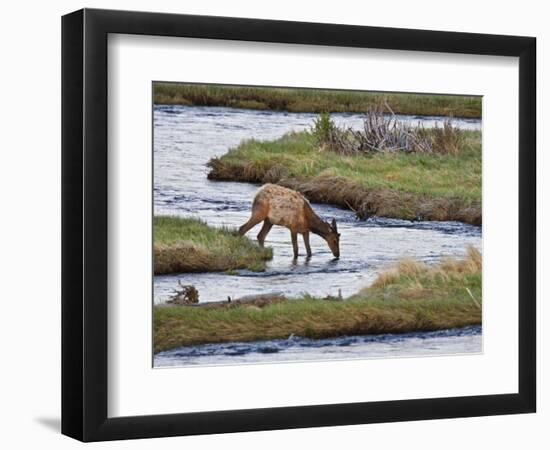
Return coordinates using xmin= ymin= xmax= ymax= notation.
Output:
xmin=61 ymin=8 xmax=536 ymax=442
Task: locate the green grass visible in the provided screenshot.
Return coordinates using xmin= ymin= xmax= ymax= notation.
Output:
xmin=154 ymin=248 xmax=482 ymax=352
xmin=154 ymin=216 xmax=273 ymax=274
xmin=210 ymin=130 xmax=481 ymax=200
xmin=154 ymin=83 xmax=482 ymax=118
xmin=208 ymin=130 xmax=482 ymax=224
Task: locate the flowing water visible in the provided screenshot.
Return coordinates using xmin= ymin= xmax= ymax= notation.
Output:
xmin=153 ymin=105 xmax=482 ymax=366
xmin=155 ymin=326 xmax=482 ymax=367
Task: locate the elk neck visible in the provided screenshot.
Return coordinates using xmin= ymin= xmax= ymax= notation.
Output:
xmin=305 ymin=205 xmax=333 ymax=238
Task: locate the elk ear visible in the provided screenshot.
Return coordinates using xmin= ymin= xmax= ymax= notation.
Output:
xmin=331 ymin=218 xmax=337 ymax=232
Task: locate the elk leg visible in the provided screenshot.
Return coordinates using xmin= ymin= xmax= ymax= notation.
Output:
xmin=238 ymin=214 xmax=263 ymax=235
xmin=291 ymin=231 xmax=299 ymax=259
xmin=303 ymin=232 xmax=312 ymax=257
xmin=257 ymin=220 xmax=273 ymax=247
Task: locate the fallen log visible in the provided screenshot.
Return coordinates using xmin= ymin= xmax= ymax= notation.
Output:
xmin=188 ymin=292 xmax=286 ymax=309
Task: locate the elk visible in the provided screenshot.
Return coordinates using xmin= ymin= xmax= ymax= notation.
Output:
xmin=239 ymin=184 xmax=340 ymax=259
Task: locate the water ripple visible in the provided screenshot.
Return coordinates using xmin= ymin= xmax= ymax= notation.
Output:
xmin=155 ymin=325 xmax=482 ymax=366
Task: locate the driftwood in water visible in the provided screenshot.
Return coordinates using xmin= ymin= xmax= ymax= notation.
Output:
xmin=191 ymin=292 xmax=286 ymax=309
xmin=166 ymin=282 xmax=199 ymax=305
xmin=160 ymin=283 xmax=285 ymax=309
xmin=162 ymin=287 xmax=345 ymax=310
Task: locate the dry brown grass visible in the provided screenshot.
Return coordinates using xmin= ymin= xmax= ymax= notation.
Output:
xmin=208 ymin=163 xmax=482 ymax=225
xmin=431 ymin=119 xmax=465 ymax=155
xmin=155 ymin=242 xmax=211 ymax=274
xmin=370 ymin=246 xmax=482 ymax=289
xmin=283 ymin=176 xmax=481 ymax=225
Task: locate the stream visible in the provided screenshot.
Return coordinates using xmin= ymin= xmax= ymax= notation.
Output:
xmin=153 ymin=104 xmax=482 ymax=366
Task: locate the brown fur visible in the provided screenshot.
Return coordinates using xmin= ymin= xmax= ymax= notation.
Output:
xmin=239 ymin=184 xmax=340 ymax=258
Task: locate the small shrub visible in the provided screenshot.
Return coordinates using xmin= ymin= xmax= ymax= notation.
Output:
xmin=311 ymin=112 xmax=336 ymax=146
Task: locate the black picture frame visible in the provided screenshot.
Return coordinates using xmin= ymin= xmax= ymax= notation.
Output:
xmin=62 ymin=8 xmax=536 ymax=442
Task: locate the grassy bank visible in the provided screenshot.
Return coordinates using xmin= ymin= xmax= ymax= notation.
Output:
xmin=154 ymin=83 xmax=482 ymax=118
xmin=208 ymin=130 xmax=482 ymax=225
xmin=154 ymin=216 xmax=272 ymax=274
xmin=154 ymin=248 xmax=481 ymax=352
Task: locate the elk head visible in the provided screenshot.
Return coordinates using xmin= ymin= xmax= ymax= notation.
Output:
xmin=325 ymin=218 xmax=340 ymax=258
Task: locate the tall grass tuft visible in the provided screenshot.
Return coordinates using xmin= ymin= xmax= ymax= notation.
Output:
xmin=370 ymin=246 xmax=482 ymax=290
xmin=431 ymin=119 xmax=464 ymax=155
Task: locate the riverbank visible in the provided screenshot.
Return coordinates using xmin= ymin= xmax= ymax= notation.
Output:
xmin=154 ymin=247 xmax=482 ymax=353
xmin=207 ymin=130 xmax=482 ymax=225
xmin=154 ymin=216 xmax=273 ymax=274
xmin=154 ymin=83 xmax=482 ymax=118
